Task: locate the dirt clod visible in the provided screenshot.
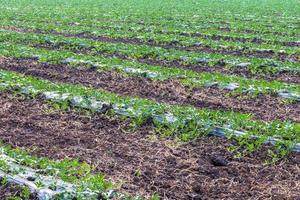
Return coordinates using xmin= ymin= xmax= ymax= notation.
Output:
xmin=210 ymin=156 xmax=228 ymax=167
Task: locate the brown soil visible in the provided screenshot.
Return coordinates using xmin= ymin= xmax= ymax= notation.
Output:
xmin=1 ymin=58 xmax=299 ymax=123
xmin=0 ymin=93 xmax=299 ymax=199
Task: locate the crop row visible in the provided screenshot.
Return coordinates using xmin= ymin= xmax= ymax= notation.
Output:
xmin=0 ymin=144 xmax=137 ymax=199
xmin=1 ymin=14 xmax=300 ymax=49
xmin=1 ymin=29 xmax=299 ymax=77
xmin=1 ymin=19 xmax=299 ymax=60
xmin=5 ymin=14 xmax=298 ymax=39
xmin=0 ymin=1 xmax=299 ymax=39
xmin=0 ymin=69 xmax=299 ymax=158
xmin=1 ymin=42 xmax=300 ymax=99
xmin=0 ymin=1 xmax=299 ymax=199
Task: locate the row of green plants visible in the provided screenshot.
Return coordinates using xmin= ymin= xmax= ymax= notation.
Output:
xmin=1 ymin=29 xmax=299 ymax=75
xmin=0 ymin=0 xmax=298 ymax=41
xmin=1 ymin=42 xmax=300 ymax=96
xmin=0 ymin=143 xmax=145 ymax=200
xmin=1 ymin=9 xmax=299 ymax=46
xmin=0 ymin=69 xmax=299 ymax=159
xmin=1 ymin=18 xmax=299 ymax=58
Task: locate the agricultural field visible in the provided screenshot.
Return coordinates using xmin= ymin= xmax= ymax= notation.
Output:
xmin=0 ymin=0 xmax=299 ymax=199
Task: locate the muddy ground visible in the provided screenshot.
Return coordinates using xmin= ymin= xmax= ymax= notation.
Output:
xmin=0 ymin=92 xmax=299 ymax=199
xmin=1 ymin=58 xmax=299 ymax=123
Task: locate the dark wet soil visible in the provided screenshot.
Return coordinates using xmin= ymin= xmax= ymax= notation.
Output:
xmin=1 ymin=58 xmax=299 ymax=123
xmin=0 ymin=93 xmax=299 ymax=199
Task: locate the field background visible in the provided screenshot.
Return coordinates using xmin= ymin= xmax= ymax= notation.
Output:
xmin=0 ymin=0 xmax=299 ymax=199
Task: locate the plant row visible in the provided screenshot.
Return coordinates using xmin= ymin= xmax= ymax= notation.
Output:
xmin=1 ymin=42 xmax=300 ymax=98
xmin=1 ymin=29 xmax=299 ymax=75
xmin=0 ymin=143 xmax=144 ymax=200
xmin=1 ymin=19 xmax=299 ymax=58
xmin=0 ymin=69 xmax=299 ymax=158
xmin=0 ymin=1 xmax=299 ymax=40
